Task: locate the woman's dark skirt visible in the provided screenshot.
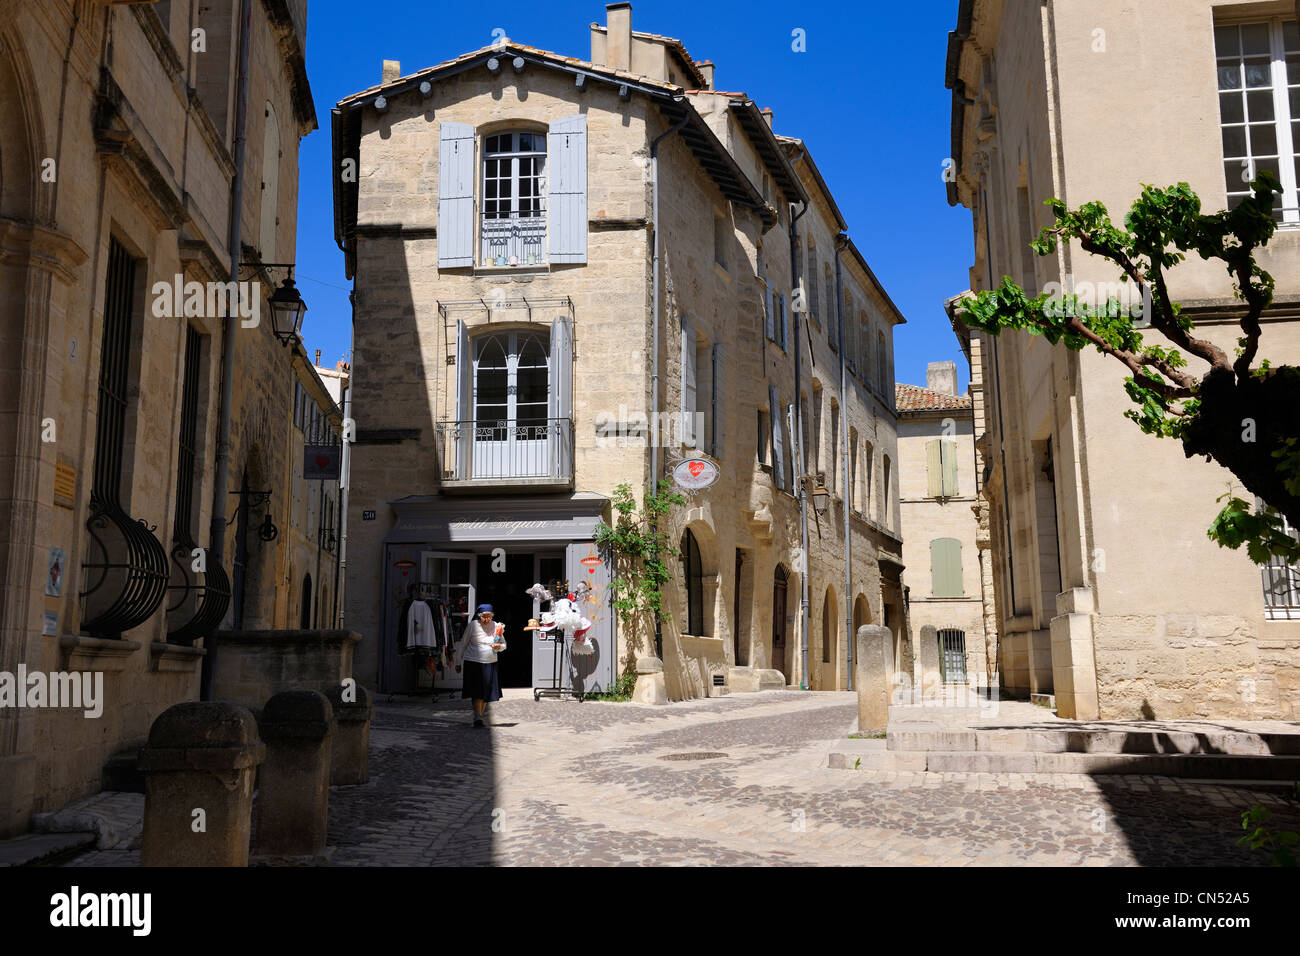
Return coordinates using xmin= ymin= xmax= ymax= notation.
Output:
xmin=462 ymin=659 xmax=501 ymax=702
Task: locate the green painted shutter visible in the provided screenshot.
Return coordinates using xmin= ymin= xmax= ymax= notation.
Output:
xmin=926 ymin=439 xmax=942 ymax=497
xmin=941 ymin=439 xmax=959 ymax=496
xmin=930 ymin=538 xmax=963 ymax=597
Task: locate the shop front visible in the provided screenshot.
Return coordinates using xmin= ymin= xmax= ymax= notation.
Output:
xmin=379 ymin=493 xmax=614 ymax=696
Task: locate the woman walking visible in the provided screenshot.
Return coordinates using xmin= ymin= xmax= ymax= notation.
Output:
xmin=455 ymin=604 xmax=505 ymax=728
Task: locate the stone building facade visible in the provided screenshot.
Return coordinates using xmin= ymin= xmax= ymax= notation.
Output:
xmin=945 ymin=0 xmax=1300 ymax=719
xmin=334 ymin=3 xmax=904 ymax=701
xmin=896 ymin=362 xmax=991 ymax=690
xmin=0 ymin=0 xmax=316 ymax=836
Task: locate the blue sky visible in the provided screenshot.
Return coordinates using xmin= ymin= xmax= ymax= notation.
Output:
xmin=294 ymin=0 xmax=973 ymax=392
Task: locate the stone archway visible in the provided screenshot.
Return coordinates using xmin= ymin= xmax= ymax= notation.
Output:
xmin=820 ymin=585 xmax=838 ymax=690
xmin=771 ymin=563 xmax=790 ymax=682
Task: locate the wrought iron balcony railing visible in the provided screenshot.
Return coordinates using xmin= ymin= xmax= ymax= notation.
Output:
xmin=436 ymin=417 xmax=573 ymax=484
xmin=1263 ymin=558 xmax=1300 ymax=620
xmin=480 ymin=212 xmax=547 ymax=267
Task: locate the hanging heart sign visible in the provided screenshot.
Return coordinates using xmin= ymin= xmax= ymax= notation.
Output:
xmin=672 ymin=457 xmax=719 ymax=490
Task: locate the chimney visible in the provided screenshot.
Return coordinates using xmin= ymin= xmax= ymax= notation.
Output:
xmin=381 ymin=59 xmax=400 ymax=83
xmin=315 ymin=349 xmax=322 ymax=366
xmin=697 ymin=60 xmax=714 ymax=90
xmin=760 ymin=107 xmax=773 ymax=129
xmin=926 ymin=361 xmax=958 ymax=397
xmin=606 ymin=2 xmax=632 ymax=72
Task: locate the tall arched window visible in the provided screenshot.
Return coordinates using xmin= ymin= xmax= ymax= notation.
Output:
xmin=300 ymin=574 xmax=312 ymax=629
xmin=481 ymin=130 xmax=547 ymax=264
xmin=472 ymin=328 xmax=550 ymax=477
xmin=822 ymin=588 xmax=835 ymax=664
xmin=680 ymin=528 xmax=704 ymax=636
xmin=772 ymin=564 xmax=789 ymax=673
xmin=260 ymin=101 xmax=280 ymax=259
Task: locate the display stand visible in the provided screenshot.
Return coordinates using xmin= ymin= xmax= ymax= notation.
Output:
xmin=533 ymin=629 xmax=583 ymax=702
xmin=532 ymin=577 xmax=583 ymax=702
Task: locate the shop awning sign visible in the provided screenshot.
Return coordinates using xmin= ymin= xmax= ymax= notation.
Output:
xmin=304 ymin=444 xmax=341 ymax=480
xmin=672 ymin=457 xmax=718 ymax=491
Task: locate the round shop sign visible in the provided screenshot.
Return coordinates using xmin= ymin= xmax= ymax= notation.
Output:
xmin=672 ymin=457 xmax=719 ymax=490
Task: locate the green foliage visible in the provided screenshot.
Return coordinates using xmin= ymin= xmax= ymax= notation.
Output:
xmin=585 ymin=668 xmax=639 ymax=702
xmin=959 ymin=172 xmax=1300 ymax=563
xmin=592 ymin=480 xmax=686 ymax=629
xmin=1209 ymin=494 xmax=1300 ymax=565
xmin=1238 ymin=804 xmax=1298 ymax=867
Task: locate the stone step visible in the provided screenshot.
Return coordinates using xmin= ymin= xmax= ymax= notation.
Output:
xmin=886 ymin=727 xmax=1300 ymax=757
xmin=828 ymin=750 xmax=1300 ymax=779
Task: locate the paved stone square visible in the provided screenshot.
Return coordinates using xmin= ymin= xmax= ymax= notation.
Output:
xmin=64 ymin=690 xmax=1298 ymax=867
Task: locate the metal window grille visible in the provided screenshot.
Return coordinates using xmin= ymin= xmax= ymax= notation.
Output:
xmin=81 ymin=238 xmax=168 ymax=637
xmin=939 ymin=628 xmax=968 ymax=684
xmin=1262 ymin=507 xmax=1300 ymax=619
xmin=166 ymin=325 xmax=230 ymax=643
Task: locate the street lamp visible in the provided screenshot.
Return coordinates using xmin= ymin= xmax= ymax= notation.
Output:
xmin=799 ymin=473 xmax=830 ymax=516
xmin=267 ymin=273 xmax=307 ymax=346
xmin=243 ymin=262 xmax=309 ymax=345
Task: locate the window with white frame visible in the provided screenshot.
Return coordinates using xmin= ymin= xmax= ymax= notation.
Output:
xmin=1214 ymin=19 xmax=1300 ymax=224
xmin=481 ymin=130 xmax=547 ymax=264
xmin=1258 ymin=497 xmax=1300 ymax=619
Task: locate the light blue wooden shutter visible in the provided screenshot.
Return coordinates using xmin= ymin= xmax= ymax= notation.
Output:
xmin=764 ymin=281 xmax=775 ymax=340
xmin=453 ymin=320 xmax=470 ymax=478
xmin=770 ymin=385 xmax=783 ymax=490
xmin=548 ymin=114 xmax=587 ymax=264
xmin=438 ymin=122 xmax=475 ymax=268
xmin=711 ymin=343 xmax=722 ymax=458
xmin=681 ymin=318 xmax=696 ymax=449
xmin=785 ymin=404 xmax=796 ymax=490
xmin=549 ymin=316 xmax=573 ymax=479
xmin=930 ymin=538 xmax=963 ymax=597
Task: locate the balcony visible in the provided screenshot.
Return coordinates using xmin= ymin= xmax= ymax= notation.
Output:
xmin=436 ymin=417 xmax=574 ymax=492
xmin=480 ymin=212 xmax=546 ymax=268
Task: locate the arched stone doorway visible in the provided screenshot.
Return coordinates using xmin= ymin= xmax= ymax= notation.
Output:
xmin=772 ymin=564 xmax=790 ymax=681
xmin=821 ymin=586 xmax=837 ymax=690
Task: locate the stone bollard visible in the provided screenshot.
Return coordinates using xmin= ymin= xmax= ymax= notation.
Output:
xmin=326 ymin=682 xmax=374 ymax=786
xmin=632 ymin=656 xmax=668 ymax=704
xmin=854 ymin=625 xmax=894 ymax=734
xmin=919 ymin=624 xmax=942 ymax=702
xmin=254 ymin=690 xmax=334 ymax=857
xmin=137 ymin=701 xmax=265 ymax=867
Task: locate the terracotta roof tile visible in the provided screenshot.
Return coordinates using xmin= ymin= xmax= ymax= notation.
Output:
xmin=895 ymin=382 xmax=971 ymax=412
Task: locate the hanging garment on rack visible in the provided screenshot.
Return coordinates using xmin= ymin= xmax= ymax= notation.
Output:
xmin=407 ymin=599 xmax=438 ymax=650
xmin=396 ymin=595 xmax=415 ymax=654
xmin=428 ymin=598 xmax=448 ymax=649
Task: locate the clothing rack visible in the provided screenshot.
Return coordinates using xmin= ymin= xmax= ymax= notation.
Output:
xmin=395 ymin=581 xmax=459 ymax=703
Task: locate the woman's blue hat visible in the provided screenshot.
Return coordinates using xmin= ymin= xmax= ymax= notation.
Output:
xmin=476 ymin=604 xmax=494 ymax=614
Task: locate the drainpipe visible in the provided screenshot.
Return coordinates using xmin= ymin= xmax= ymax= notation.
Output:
xmin=336 ymin=375 xmax=351 ymax=627
xmin=649 ymin=100 xmax=690 ymax=663
xmin=788 ymin=199 xmax=809 ymax=689
xmin=835 ymin=234 xmax=852 ymax=691
xmin=202 ymin=0 xmax=253 ymax=699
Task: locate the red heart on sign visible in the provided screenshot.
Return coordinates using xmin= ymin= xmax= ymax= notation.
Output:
xmin=316 ymin=455 xmax=330 ymax=469
xmin=688 ymin=461 xmax=704 ymax=477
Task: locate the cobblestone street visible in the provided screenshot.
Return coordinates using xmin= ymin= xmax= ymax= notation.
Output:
xmin=315 ymin=691 xmax=1295 ymax=866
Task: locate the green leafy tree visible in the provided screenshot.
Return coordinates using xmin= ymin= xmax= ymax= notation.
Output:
xmin=958 ymin=172 xmax=1300 ymax=564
